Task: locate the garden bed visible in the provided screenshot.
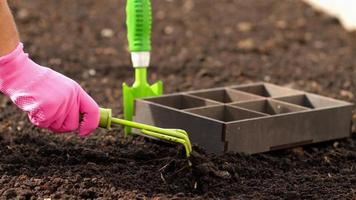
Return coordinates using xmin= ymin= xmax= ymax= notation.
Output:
xmin=0 ymin=0 xmax=355 ymax=199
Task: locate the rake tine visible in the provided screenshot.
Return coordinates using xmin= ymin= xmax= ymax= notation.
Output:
xmin=140 ymin=129 xmax=192 ymax=159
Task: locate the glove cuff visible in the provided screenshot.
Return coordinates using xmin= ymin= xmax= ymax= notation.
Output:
xmin=0 ymin=43 xmax=24 ymax=65
xmin=0 ymin=43 xmax=48 ymax=96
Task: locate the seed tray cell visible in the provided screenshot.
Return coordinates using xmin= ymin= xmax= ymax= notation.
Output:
xmin=187 ymin=105 xmax=267 ymax=122
xmin=232 ymin=83 xmax=303 ymax=97
xmin=230 ymin=99 xmax=309 ymax=115
xmin=134 ymin=82 xmax=353 ymax=154
xmin=187 ymin=88 xmax=263 ymax=103
xmin=275 ymin=93 xmax=348 ymax=109
xmin=144 ymin=94 xmax=219 ymax=110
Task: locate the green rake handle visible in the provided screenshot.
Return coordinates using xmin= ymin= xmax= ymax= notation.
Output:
xmin=99 ymin=108 xmax=192 ymax=159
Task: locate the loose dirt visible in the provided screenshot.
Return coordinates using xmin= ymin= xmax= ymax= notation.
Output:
xmin=1 ymin=0 xmax=355 ymax=199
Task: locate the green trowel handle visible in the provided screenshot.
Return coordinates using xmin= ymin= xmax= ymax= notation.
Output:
xmin=126 ymin=0 xmax=152 ymax=52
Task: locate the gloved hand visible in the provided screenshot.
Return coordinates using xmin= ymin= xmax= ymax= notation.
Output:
xmin=0 ymin=43 xmax=99 ymax=136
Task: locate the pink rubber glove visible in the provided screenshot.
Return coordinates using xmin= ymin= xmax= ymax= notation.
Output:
xmin=0 ymin=43 xmax=99 ymax=136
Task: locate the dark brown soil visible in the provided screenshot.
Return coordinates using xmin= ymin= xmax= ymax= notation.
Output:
xmin=1 ymin=0 xmax=355 ymax=199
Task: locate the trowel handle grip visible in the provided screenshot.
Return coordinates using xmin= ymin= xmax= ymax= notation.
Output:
xmin=126 ymin=0 xmax=152 ymax=52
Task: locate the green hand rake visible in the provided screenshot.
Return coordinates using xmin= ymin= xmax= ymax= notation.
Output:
xmin=99 ymin=108 xmax=192 ymax=161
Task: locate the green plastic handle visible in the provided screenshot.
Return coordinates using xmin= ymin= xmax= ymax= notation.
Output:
xmin=126 ymin=0 xmax=152 ymax=52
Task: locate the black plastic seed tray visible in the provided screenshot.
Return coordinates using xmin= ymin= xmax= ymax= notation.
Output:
xmin=134 ymin=83 xmax=353 ymax=154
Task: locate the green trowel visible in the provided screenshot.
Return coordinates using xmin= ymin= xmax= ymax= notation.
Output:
xmin=123 ymin=0 xmax=163 ymax=135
